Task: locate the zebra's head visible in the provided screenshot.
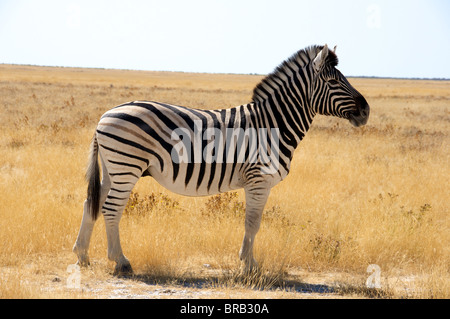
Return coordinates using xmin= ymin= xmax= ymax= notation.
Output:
xmin=311 ymin=44 xmax=370 ymax=127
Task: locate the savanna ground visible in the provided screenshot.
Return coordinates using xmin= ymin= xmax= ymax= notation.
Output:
xmin=0 ymin=64 xmax=448 ymax=299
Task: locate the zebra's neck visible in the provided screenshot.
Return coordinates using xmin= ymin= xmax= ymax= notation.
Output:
xmin=250 ymin=47 xmax=324 ymax=158
xmin=252 ymin=68 xmax=316 ymax=154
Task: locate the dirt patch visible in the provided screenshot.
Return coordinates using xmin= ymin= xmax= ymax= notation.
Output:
xmin=1 ymin=252 xmax=377 ymax=299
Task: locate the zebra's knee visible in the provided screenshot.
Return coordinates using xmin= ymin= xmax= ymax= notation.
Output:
xmin=244 ymin=211 xmax=263 ymax=235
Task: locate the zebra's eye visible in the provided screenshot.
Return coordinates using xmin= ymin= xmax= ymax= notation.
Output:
xmin=328 ymin=79 xmax=339 ymax=85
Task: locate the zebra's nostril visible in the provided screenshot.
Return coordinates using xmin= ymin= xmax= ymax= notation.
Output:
xmin=361 ymin=104 xmax=370 ymax=117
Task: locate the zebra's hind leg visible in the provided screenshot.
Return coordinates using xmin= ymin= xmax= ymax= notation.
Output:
xmin=239 ymin=185 xmax=271 ymax=273
xmin=102 ymin=177 xmax=138 ymax=276
xmin=73 ymin=199 xmax=96 ymax=267
xmin=73 ymin=160 xmax=111 ymax=267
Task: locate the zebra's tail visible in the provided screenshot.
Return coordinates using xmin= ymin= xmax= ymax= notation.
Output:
xmin=86 ymin=134 xmax=101 ymax=221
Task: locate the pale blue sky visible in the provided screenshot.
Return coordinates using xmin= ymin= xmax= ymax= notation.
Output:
xmin=0 ymin=0 xmax=449 ymax=78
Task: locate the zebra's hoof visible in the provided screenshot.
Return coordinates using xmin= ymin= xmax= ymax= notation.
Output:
xmin=241 ymin=258 xmax=258 ymax=274
xmin=114 ymin=262 xmax=133 ymax=276
xmin=75 ymin=254 xmax=90 ymax=268
xmin=76 ymin=259 xmax=90 ymax=268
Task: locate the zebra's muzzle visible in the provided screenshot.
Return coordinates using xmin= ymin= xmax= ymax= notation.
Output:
xmin=349 ymin=97 xmax=370 ymax=127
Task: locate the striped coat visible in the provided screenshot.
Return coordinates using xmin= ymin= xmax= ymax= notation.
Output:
xmin=73 ymin=44 xmax=369 ymax=274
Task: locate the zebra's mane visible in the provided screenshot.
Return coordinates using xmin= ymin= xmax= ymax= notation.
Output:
xmin=252 ymin=45 xmax=338 ymax=103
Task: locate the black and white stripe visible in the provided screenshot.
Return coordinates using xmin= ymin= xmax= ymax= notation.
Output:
xmin=73 ymin=44 xmax=370 ymax=273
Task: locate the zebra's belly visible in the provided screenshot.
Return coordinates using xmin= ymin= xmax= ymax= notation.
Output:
xmin=147 ymin=164 xmax=245 ymax=197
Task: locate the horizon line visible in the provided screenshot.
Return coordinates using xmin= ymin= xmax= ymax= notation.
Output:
xmin=1 ymin=62 xmax=449 ymax=82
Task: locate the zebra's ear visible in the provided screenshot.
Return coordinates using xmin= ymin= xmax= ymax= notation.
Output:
xmin=313 ymin=44 xmax=329 ymax=73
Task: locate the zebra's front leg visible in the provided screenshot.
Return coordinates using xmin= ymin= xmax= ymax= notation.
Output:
xmin=239 ymin=186 xmax=270 ymax=272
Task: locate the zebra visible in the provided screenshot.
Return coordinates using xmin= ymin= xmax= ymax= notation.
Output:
xmin=73 ymin=44 xmax=370 ymax=274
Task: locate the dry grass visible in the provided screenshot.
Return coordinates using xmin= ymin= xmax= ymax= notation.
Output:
xmin=0 ymin=64 xmax=448 ymax=299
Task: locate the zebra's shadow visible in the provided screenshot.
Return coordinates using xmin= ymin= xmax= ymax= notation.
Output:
xmin=119 ymin=271 xmax=336 ymax=296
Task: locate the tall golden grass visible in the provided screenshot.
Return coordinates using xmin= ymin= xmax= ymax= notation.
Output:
xmin=0 ymin=64 xmax=448 ymax=298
